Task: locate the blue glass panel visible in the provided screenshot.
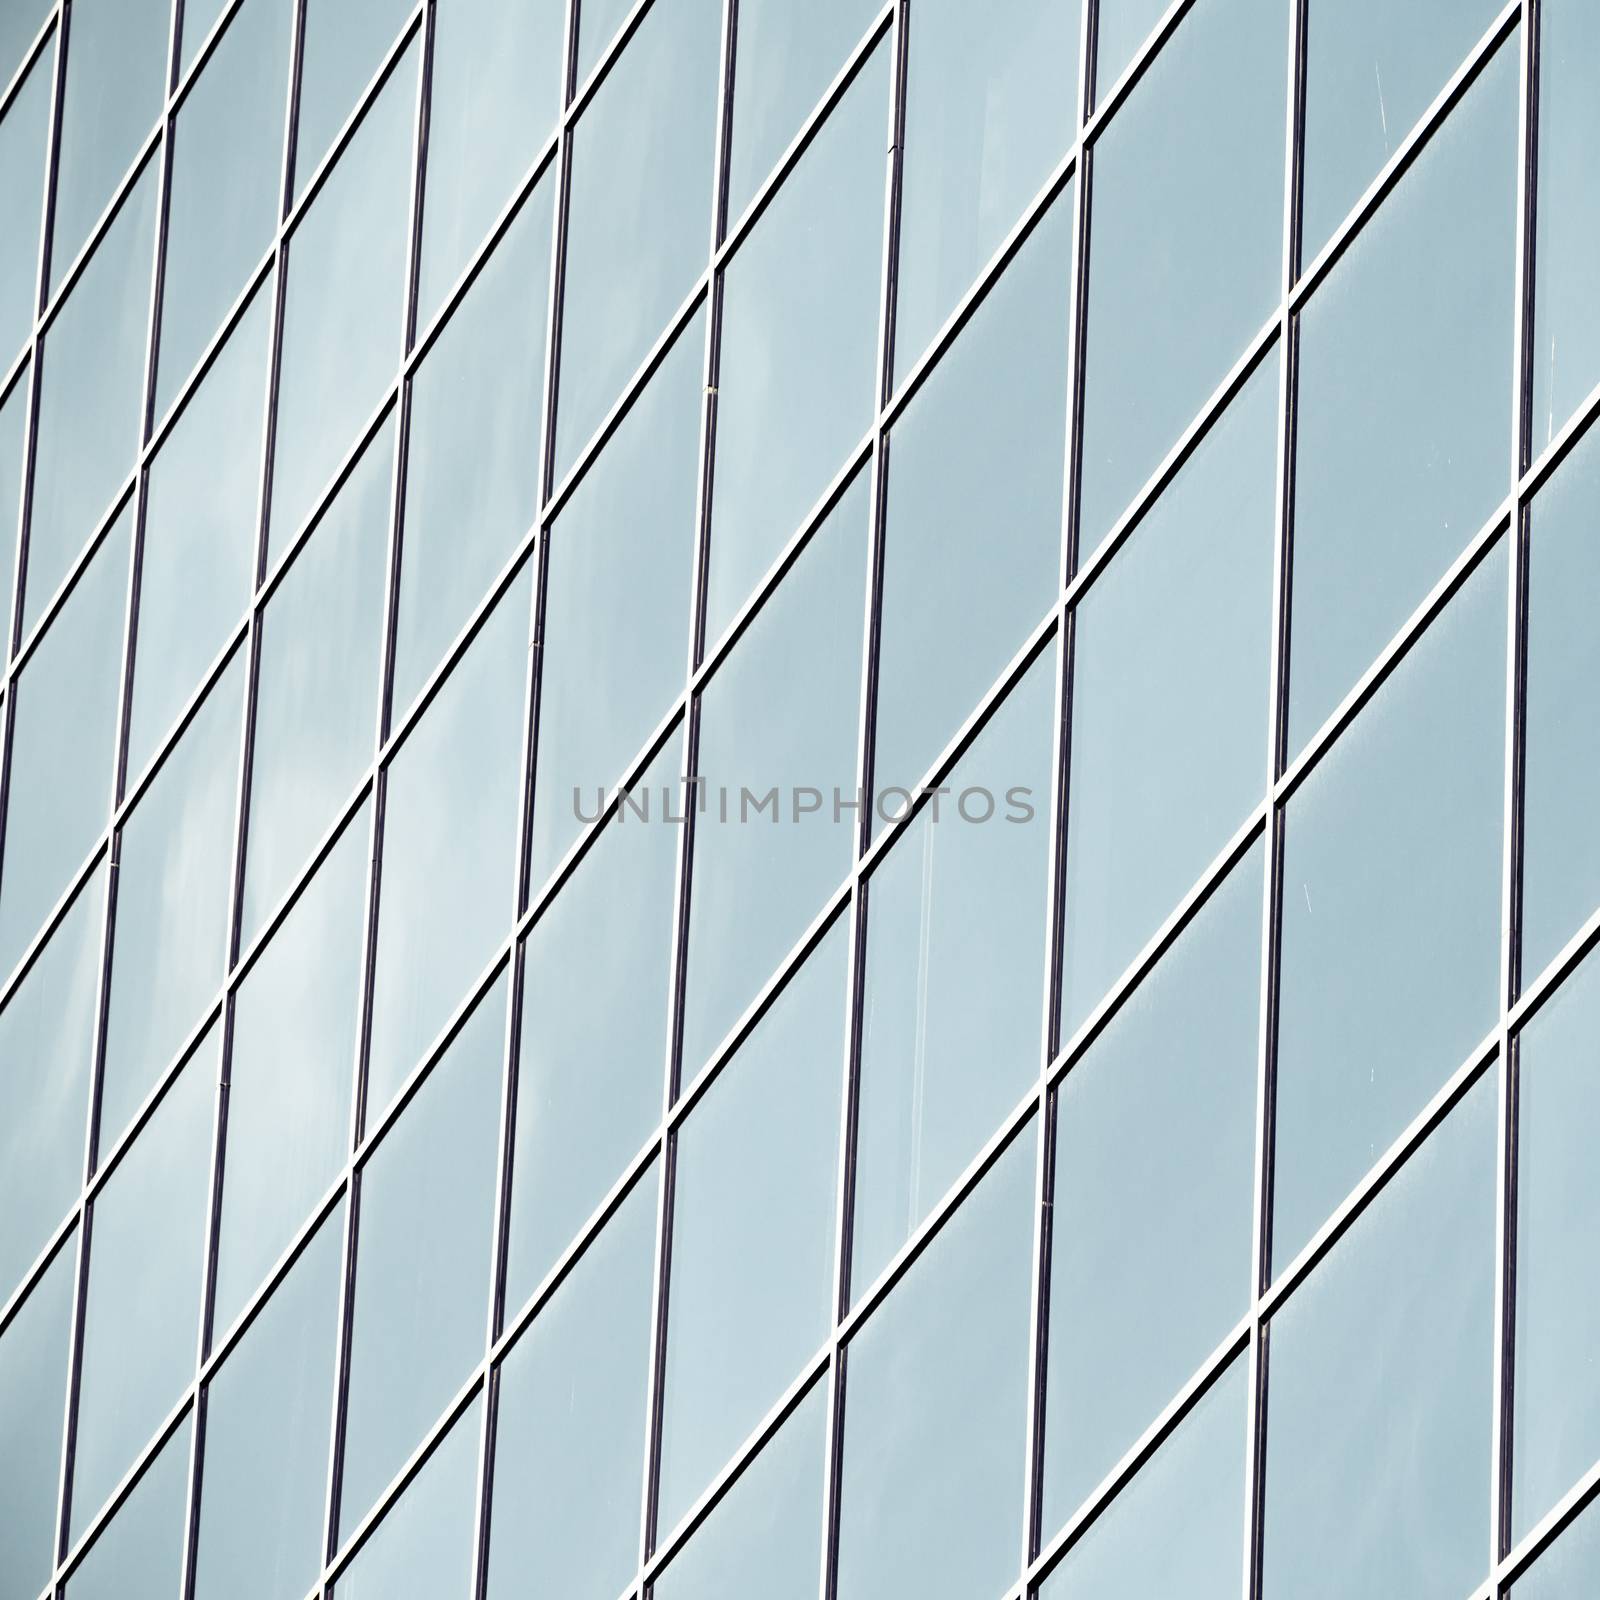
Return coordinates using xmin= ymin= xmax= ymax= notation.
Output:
xmin=66 ymin=1415 xmax=191 ymax=1600
xmin=0 ymin=35 xmax=51 ymax=367
xmin=295 ymin=0 xmax=414 ymax=197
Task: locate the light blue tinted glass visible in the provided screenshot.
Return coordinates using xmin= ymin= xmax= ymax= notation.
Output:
xmin=180 ymin=0 xmax=232 ymax=69
xmin=100 ymin=654 xmax=243 ymax=1148
xmin=66 ymin=1416 xmax=191 ymax=1600
xmin=49 ymin=0 xmax=168 ymax=293
xmin=1261 ymin=1071 xmax=1495 ymax=1599
xmin=853 ymin=647 xmax=1054 ymax=1294
xmin=417 ymin=0 xmax=562 ymax=327
xmin=396 ymin=179 xmax=551 ymax=715
xmin=1060 ymin=355 xmax=1276 ymax=1033
xmin=0 ymin=372 xmax=23 ymax=650
xmin=837 ymin=1122 xmax=1034 ymax=1600
xmin=243 ymin=417 xmax=389 ymax=944
xmin=1301 ymin=0 xmax=1504 ymax=264
xmin=0 ymin=506 xmax=127 ymax=980
xmin=554 ymin=0 xmax=720 ymax=479
xmin=330 ymin=1396 xmax=481 ymax=1600
xmin=1512 ymin=946 xmax=1600 ymax=1538
xmin=1044 ymin=845 xmax=1261 ymax=1532
xmin=1094 ymin=0 xmax=1164 ymax=103
xmin=72 ymin=1040 xmax=213 ymax=1538
xmin=530 ymin=312 xmax=701 ymax=883
xmin=340 ymin=975 xmax=503 ymax=1535
xmin=652 ymin=1382 xmax=827 ymax=1600
xmin=157 ymin=0 xmax=289 ymax=418
xmin=1078 ymin=0 xmax=1285 ymax=564
xmin=659 ymin=925 xmax=846 ymax=1534
xmin=726 ymin=0 xmax=880 ymax=224
xmin=26 ymin=163 xmax=156 ymax=632
xmin=0 ymin=38 xmax=51 ymax=367
xmin=216 ymin=811 xmax=366 ymax=1337
xmin=195 ymin=1206 xmax=342 ymax=1600
xmin=874 ymin=196 xmax=1068 ymax=810
xmin=1273 ymin=544 xmax=1505 ymax=1270
xmin=1039 ymin=1358 xmax=1248 ymax=1600
xmin=684 ymin=476 xmax=866 ymax=1079
xmin=705 ymin=42 xmax=884 ymax=645
xmin=270 ymin=40 xmax=412 ymax=561
xmin=1532 ymin=0 xmax=1600 ymax=450
xmin=0 ymin=2 xmax=51 ymax=89
xmin=508 ymin=740 xmax=678 ymax=1308
xmin=295 ymin=0 xmax=414 ymax=197
xmin=1522 ymin=413 xmax=1600 ymax=984
xmin=1289 ymin=39 xmax=1516 ymax=753
xmin=1511 ymin=1493 xmax=1600 ymax=1600
xmin=0 ymin=868 xmax=102 ymax=1307
xmin=487 ymin=1164 xmax=657 ymax=1600
xmin=0 ymin=1233 xmax=74 ymax=1600
xmin=574 ymin=0 xmax=633 ymax=87
xmin=132 ymin=281 xmax=269 ymax=780
xmin=367 ymin=565 xmax=528 ymax=1121
xmin=896 ymin=0 xmax=1077 ymax=383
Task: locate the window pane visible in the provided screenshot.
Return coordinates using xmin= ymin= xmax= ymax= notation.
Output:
xmin=215 ymin=809 xmax=366 ymax=1338
xmin=295 ymin=0 xmax=414 ymax=198
xmin=367 ymin=564 xmax=528 ymax=1122
xmin=157 ymin=0 xmax=288 ymax=418
xmin=836 ymin=1122 xmax=1035 ymax=1600
xmin=854 ymin=646 xmax=1054 ymax=1294
xmin=574 ymin=0 xmax=633 ymax=87
xmin=1094 ymin=0 xmax=1164 ymax=103
xmin=705 ymin=39 xmax=885 ymax=645
xmin=896 ymin=0 xmax=1077 ymax=383
xmin=874 ymin=194 xmax=1068 ymax=814
xmin=530 ymin=310 xmax=701 ymax=884
xmin=330 ymin=1395 xmax=481 ymax=1600
xmin=1273 ymin=543 xmax=1504 ymax=1270
xmin=685 ymin=473 xmax=867 ymax=1080
xmin=1077 ymin=0 xmax=1285 ymax=563
xmin=1512 ymin=944 xmax=1600 ymax=1539
xmin=0 ymin=505 xmax=128 ymax=980
xmin=487 ymin=1163 xmax=657 ymax=1600
xmin=0 ymin=35 xmax=51 ymax=367
xmin=0 ymin=1 xmax=51 ymax=90
xmin=243 ymin=416 xmax=389 ymax=944
xmin=1261 ymin=1071 xmax=1495 ymax=1599
xmin=339 ymin=975 xmax=503 ymax=1536
xmin=658 ymin=924 xmax=847 ymax=1534
xmin=179 ymin=0 xmax=232 ymax=70
xmin=554 ymin=0 xmax=720 ymax=480
xmin=71 ymin=1037 xmax=214 ymax=1539
xmin=270 ymin=40 xmax=412 ymax=561
xmin=65 ymin=1415 xmax=191 ymax=1600
xmin=0 ymin=866 xmax=103 ymax=1309
xmin=1038 ymin=1357 xmax=1248 ymax=1600
xmin=1522 ymin=417 xmax=1600 ymax=986
xmin=100 ymin=653 xmax=244 ymax=1149
xmin=49 ymin=0 xmax=168 ymax=294
xmin=726 ymin=0 xmax=880 ymax=225
xmin=417 ymin=0 xmax=562 ymax=327
xmin=194 ymin=1205 xmax=343 ymax=1600
xmin=1301 ymin=0 xmax=1504 ymax=266
xmin=396 ymin=177 xmax=551 ymax=715
xmin=1060 ymin=353 xmax=1276 ymax=1034
xmin=1288 ymin=38 xmax=1516 ymax=753
xmin=131 ymin=278 xmax=270 ymax=781
xmin=1044 ymin=844 xmax=1261 ymax=1533
xmin=652 ymin=1381 xmax=827 ymax=1600
xmin=1510 ymin=1493 xmax=1600 ymax=1600
xmin=508 ymin=740 xmax=679 ymax=1309
xmin=26 ymin=163 xmax=156 ymax=633
xmin=0 ymin=1233 xmax=74 ymax=1600
xmin=0 ymin=371 xmax=24 ymax=652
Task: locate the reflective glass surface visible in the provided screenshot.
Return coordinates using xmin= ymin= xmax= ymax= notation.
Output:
xmin=1077 ymin=0 xmax=1285 ymax=562
xmin=295 ymin=0 xmax=414 ymax=198
xmin=0 ymin=370 xmax=23 ymax=649
xmin=1511 ymin=1492 xmax=1600 ymax=1600
xmin=66 ymin=1415 xmax=191 ymax=1600
xmin=0 ymin=36 xmax=51 ymax=367
xmin=0 ymin=2 xmax=51 ymax=93
xmin=1273 ymin=543 xmax=1505 ymax=1270
xmin=836 ymin=1122 xmax=1035 ymax=1600
xmin=554 ymin=0 xmax=720 ymax=479
xmin=1261 ymin=1071 xmax=1495 ymax=1599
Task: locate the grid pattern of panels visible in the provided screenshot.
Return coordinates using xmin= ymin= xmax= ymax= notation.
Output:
xmin=0 ymin=1 xmax=1599 ymax=1598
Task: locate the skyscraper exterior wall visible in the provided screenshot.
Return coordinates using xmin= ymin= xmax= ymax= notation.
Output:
xmin=0 ymin=0 xmax=1597 ymax=1596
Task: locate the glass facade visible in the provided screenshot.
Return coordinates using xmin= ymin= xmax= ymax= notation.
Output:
xmin=0 ymin=3 xmax=1596 ymax=1598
